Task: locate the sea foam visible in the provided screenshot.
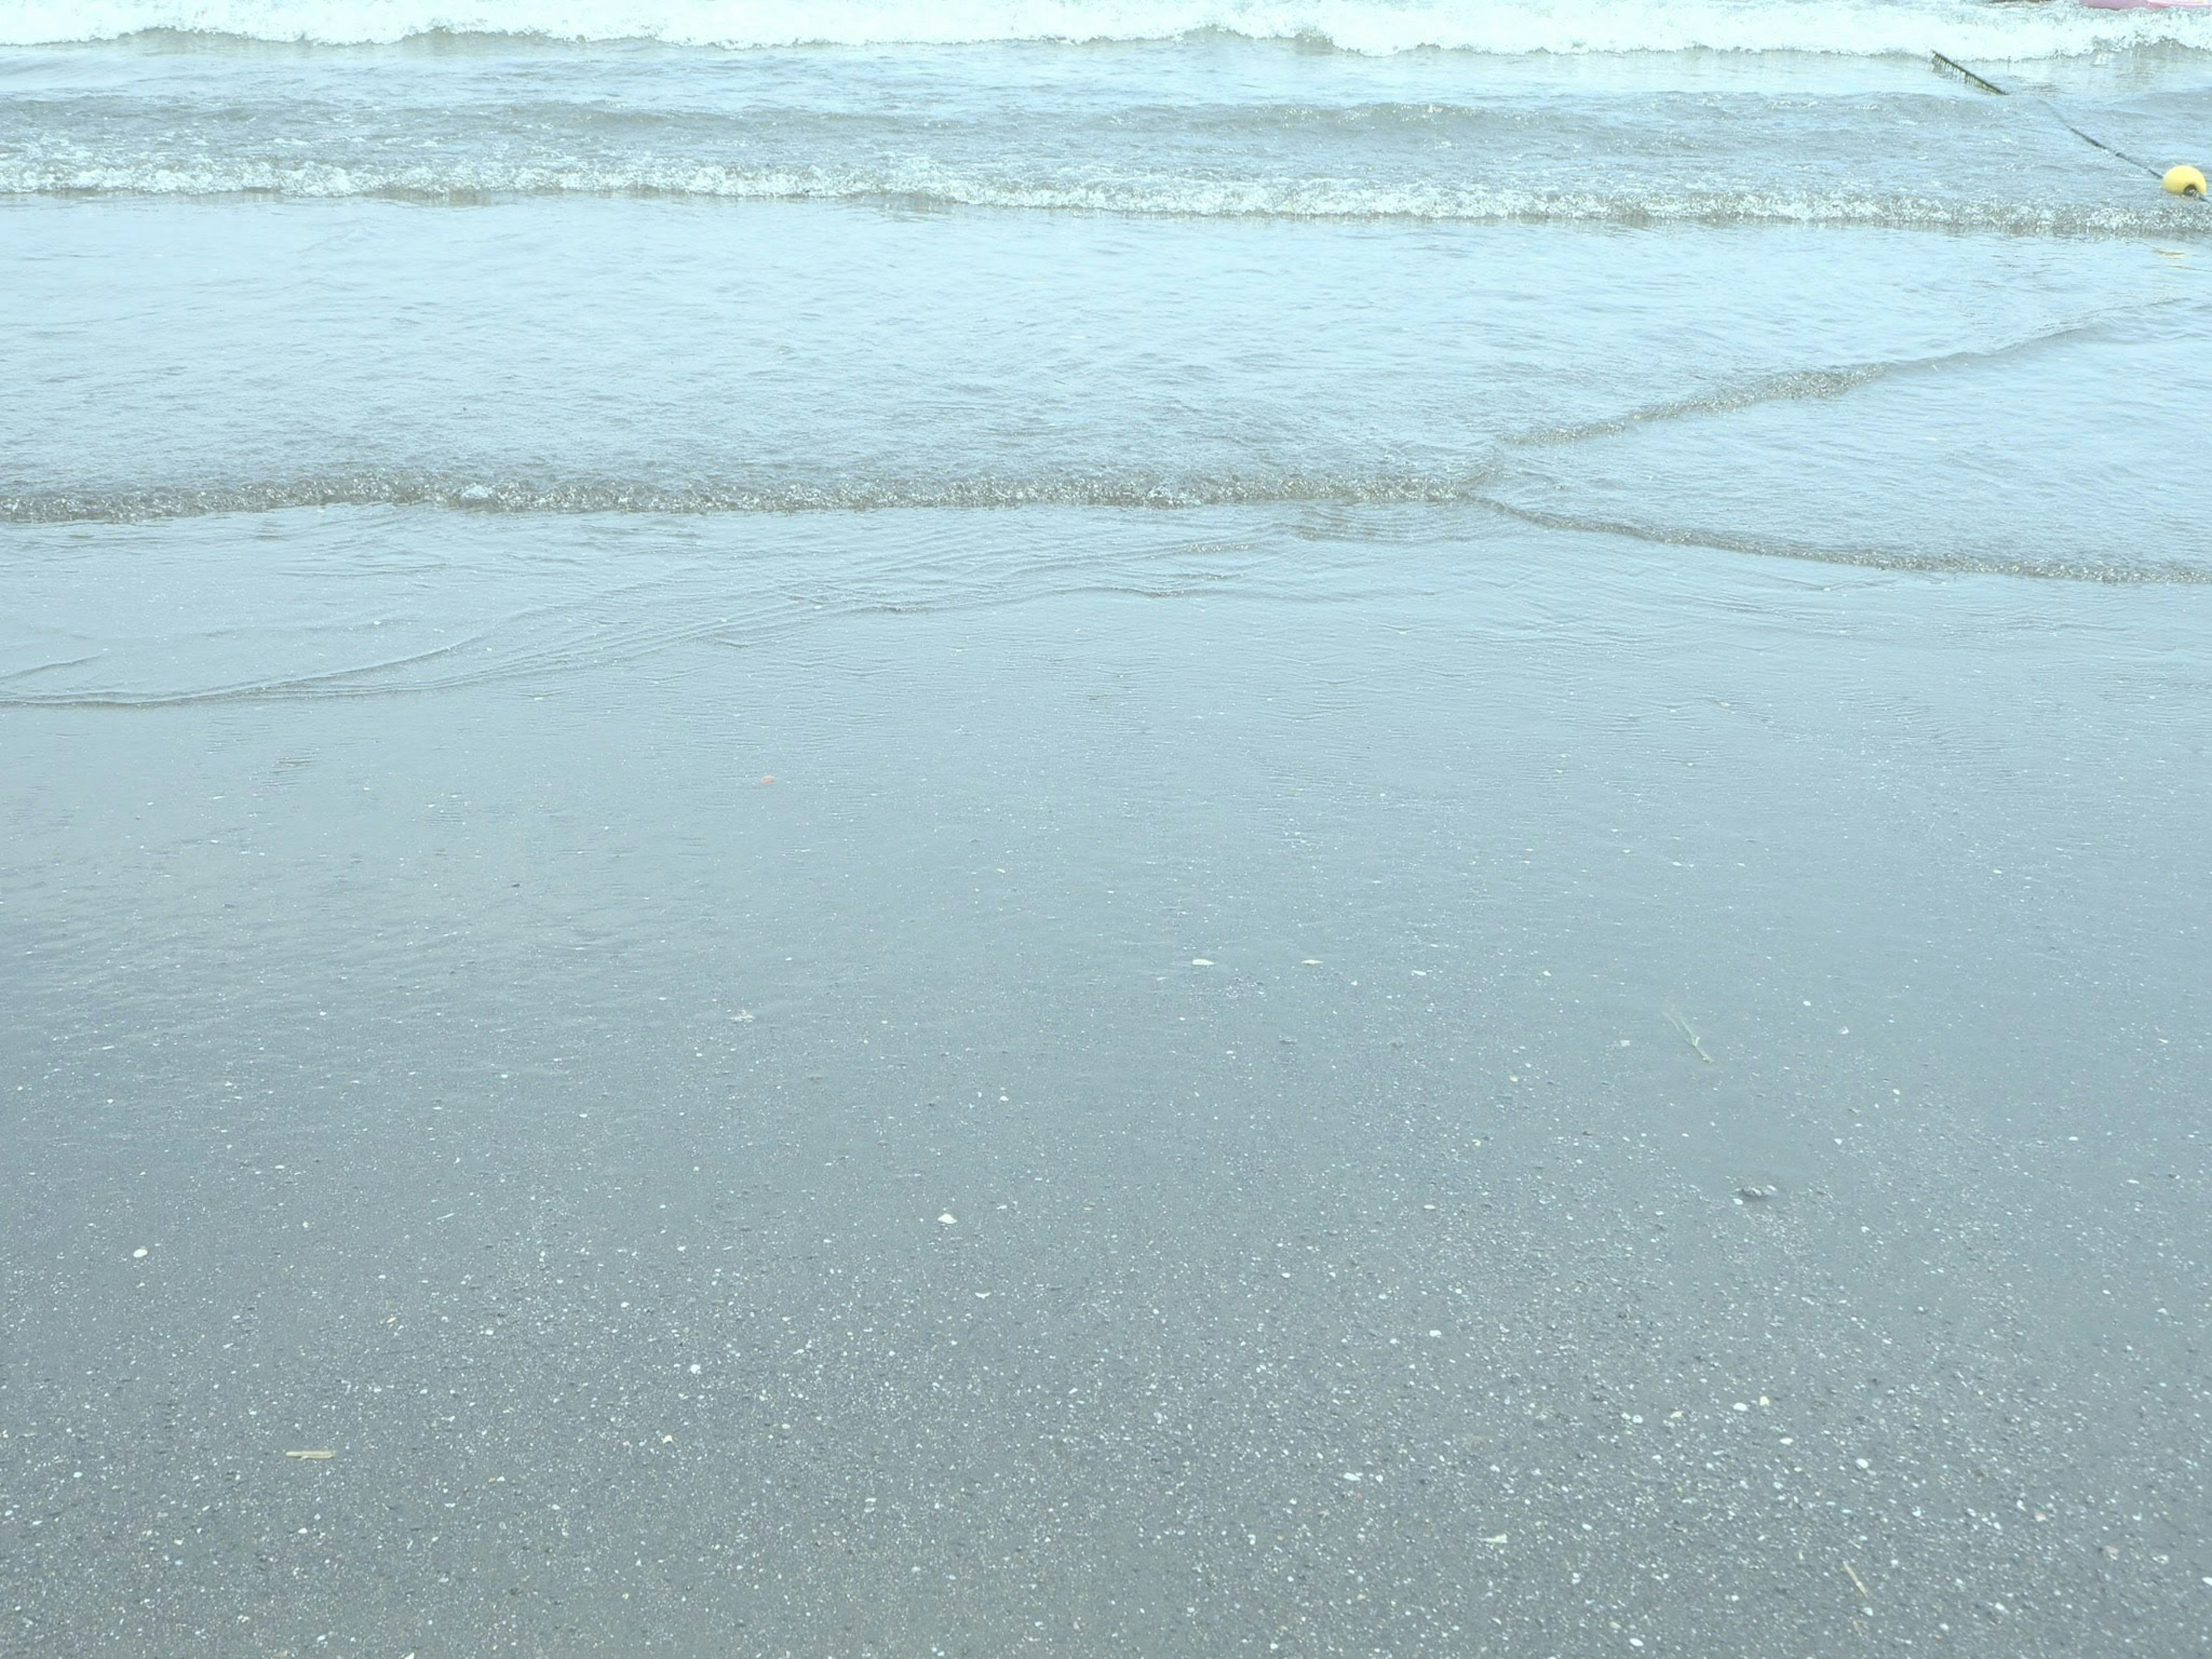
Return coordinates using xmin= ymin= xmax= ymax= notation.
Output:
xmin=3 ymin=0 xmax=2205 ymax=59
xmin=2 ymin=156 xmax=2200 ymax=238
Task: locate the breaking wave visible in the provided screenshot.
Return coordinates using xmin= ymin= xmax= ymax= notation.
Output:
xmin=7 ymin=158 xmax=2206 ymax=237
xmin=5 ymin=0 xmax=2208 ymax=58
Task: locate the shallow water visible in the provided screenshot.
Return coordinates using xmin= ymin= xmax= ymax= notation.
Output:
xmin=5 ymin=5 xmax=2212 ymax=1656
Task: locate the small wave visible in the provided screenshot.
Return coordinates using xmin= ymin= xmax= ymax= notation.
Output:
xmin=6 ymin=485 xmax=2199 ymax=719
xmin=1509 ymin=363 xmax=1903 ymax=448
xmin=1476 ymin=496 xmax=2212 ymax=585
xmin=0 ymin=510 xmax=1294 ymax=707
xmin=1505 ymin=312 xmax=2133 ymax=448
xmin=9 ymin=470 xmax=2205 ymax=589
xmin=0 ymin=467 xmax=1504 ymax=525
xmin=0 ymin=637 xmax=509 ymax=707
xmin=3 ymin=0 xmax=2206 ymax=59
xmin=6 ymin=158 xmax=2203 ymax=237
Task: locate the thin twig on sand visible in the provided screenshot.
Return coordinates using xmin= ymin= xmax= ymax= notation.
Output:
xmin=1666 ymin=1009 xmax=1713 ymax=1063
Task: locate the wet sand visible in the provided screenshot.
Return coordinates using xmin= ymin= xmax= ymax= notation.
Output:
xmin=3 ymin=518 xmax=2208 ymax=1656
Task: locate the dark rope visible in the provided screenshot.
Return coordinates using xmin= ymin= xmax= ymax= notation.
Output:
xmin=1931 ymin=50 xmax=2179 ymax=185
xmin=2043 ymin=109 xmax=2166 ymax=179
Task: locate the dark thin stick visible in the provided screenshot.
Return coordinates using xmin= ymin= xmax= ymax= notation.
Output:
xmin=1931 ymin=51 xmax=2009 ymax=97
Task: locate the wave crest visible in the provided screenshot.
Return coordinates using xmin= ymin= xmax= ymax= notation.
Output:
xmin=5 ymin=0 xmax=2207 ymax=59
xmin=7 ymin=158 xmax=2205 ymax=237
xmin=0 ymin=467 xmax=1507 ymax=525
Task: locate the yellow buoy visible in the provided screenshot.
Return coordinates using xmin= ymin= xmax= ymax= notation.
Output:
xmin=2163 ymin=165 xmax=2207 ymax=198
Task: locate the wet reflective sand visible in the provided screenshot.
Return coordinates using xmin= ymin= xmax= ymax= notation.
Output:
xmin=6 ymin=519 xmax=2208 ymax=1655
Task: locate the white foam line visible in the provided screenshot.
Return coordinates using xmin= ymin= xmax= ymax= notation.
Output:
xmin=2 ymin=0 xmax=2203 ymax=59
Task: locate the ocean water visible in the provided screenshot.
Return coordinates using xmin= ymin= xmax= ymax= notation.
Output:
xmin=4 ymin=5 xmax=2211 ymax=1656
